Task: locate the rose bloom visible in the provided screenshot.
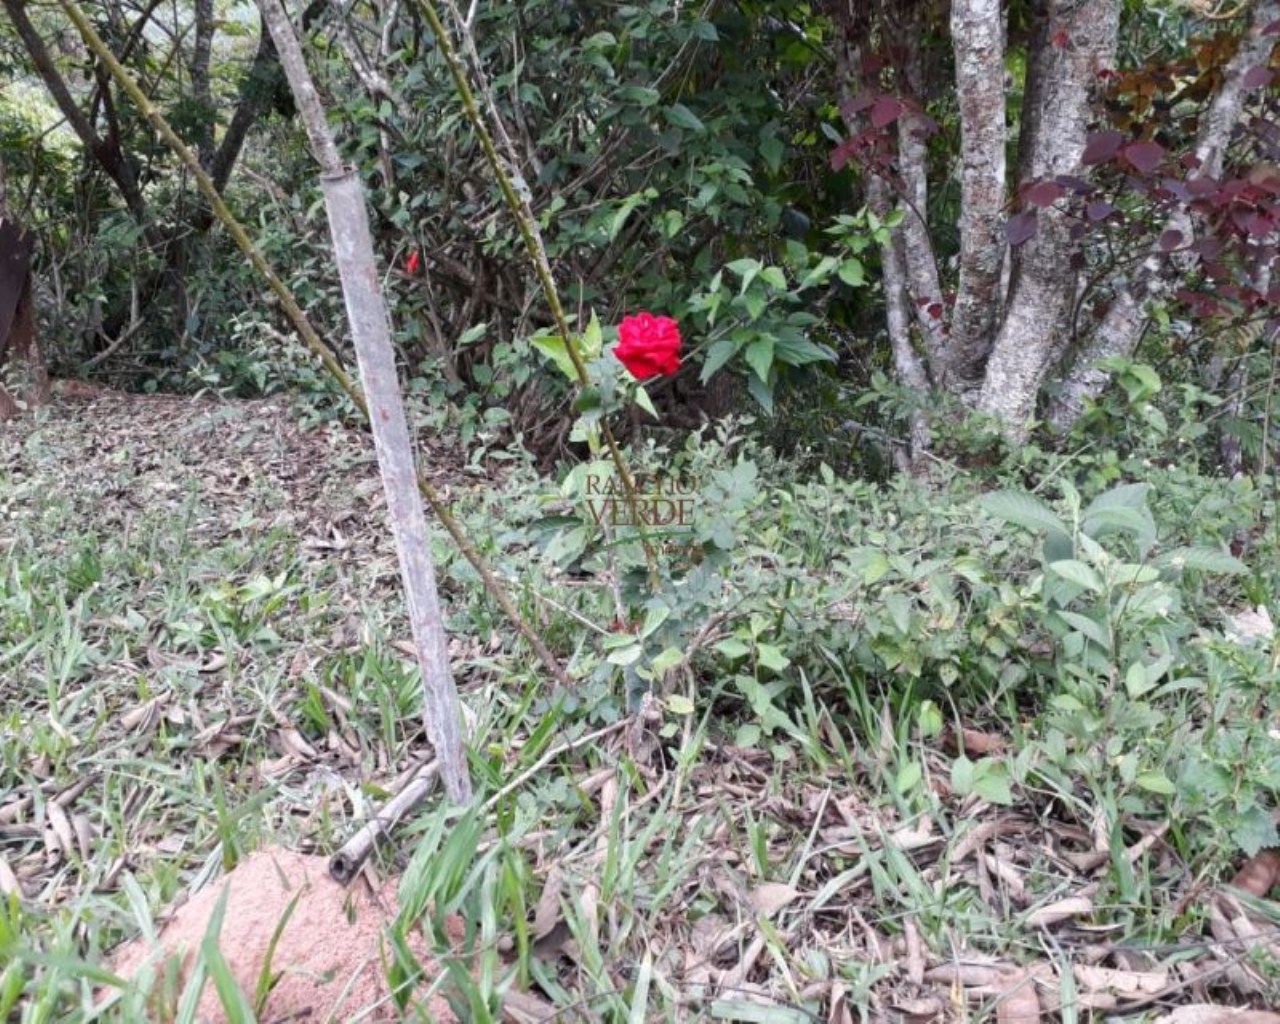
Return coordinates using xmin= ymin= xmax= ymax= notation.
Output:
xmin=614 ymin=312 xmax=682 ymax=380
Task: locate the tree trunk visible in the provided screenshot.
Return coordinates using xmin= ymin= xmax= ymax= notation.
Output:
xmin=1046 ymin=0 xmax=1280 ymax=432
xmin=945 ymin=0 xmax=1007 ymax=396
xmin=0 ymin=218 xmax=50 ymax=420
xmin=975 ymin=0 xmax=1119 ymax=440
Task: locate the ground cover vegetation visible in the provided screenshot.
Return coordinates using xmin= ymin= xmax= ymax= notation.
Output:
xmin=1 ymin=0 xmax=1280 ymax=1020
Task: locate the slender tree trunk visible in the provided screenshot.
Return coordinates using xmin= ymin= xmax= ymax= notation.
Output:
xmin=1047 ymin=0 xmax=1280 ymax=431
xmin=945 ymin=0 xmax=1007 ymax=396
xmin=258 ymin=0 xmax=473 ymax=805
xmin=976 ymin=0 xmax=1119 ymax=439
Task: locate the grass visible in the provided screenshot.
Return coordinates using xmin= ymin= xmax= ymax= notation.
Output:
xmin=2 ymin=392 xmax=1279 ymax=1022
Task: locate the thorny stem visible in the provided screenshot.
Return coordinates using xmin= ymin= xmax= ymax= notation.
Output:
xmin=58 ymin=0 xmax=571 ymax=689
xmin=412 ymin=0 xmax=662 ymax=591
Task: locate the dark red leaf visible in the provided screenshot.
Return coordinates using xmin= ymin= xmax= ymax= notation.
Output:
xmin=1245 ymin=213 xmax=1273 ymax=238
xmin=1051 ymin=29 xmax=1071 ymax=49
xmin=1244 ymin=66 xmax=1275 ymax=90
xmin=1005 ymin=211 xmax=1038 ymax=246
xmin=926 ymin=302 xmax=944 ymax=320
xmin=870 ymin=96 xmax=904 ymax=129
xmin=1086 ymin=200 xmax=1115 ymax=222
xmin=1180 ymin=153 xmax=1203 ymax=170
xmin=1055 ymin=174 xmax=1093 ymax=194
xmin=1190 ymin=236 xmax=1223 ymax=259
xmin=845 ymin=91 xmax=875 ymax=115
xmin=1158 ymin=229 xmax=1184 ymax=251
xmin=1158 ymin=178 xmax=1191 ymax=201
xmin=830 ymin=138 xmax=858 ymax=172
xmin=1186 ymin=176 xmax=1219 ymax=198
xmin=1024 ymin=180 xmax=1067 ymax=207
xmin=1263 ymin=18 xmax=1280 ymax=35
xmin=1082 ymin=130 xmax=1125 ymax=165
xmin=1123 ymin=140 xmax=1165 ymax=174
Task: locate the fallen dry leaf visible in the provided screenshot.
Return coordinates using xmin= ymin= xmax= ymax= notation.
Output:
xmin=751 ymin=881 xmax=799 ymax=917
xmin=1025 ymin=895 xmax=1093 ymax=927
xmin=994 ymin=968 xmax=1040 ymax=1024
xmin=1230 ymin=848 xmax=1280 ymax=897
xmin=1157 ymin=1008 xmax=1280 ymax=1024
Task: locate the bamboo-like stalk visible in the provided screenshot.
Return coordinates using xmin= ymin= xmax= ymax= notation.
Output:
xmin=54 ymin=0 xmax=572 ymax=697
xmin=259 ymin=0 xmax=472 ymax=803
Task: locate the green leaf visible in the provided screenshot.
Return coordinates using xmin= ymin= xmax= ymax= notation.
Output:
xmin=746 ymin=373 xmax=774 ymax=414
xmin=756 ymin=643 xmax=790 ymax=672
xmin=759 ymin=134 xmax=784 ymax=174
xmin=726 ymin=258 xmax=762 ymax=293
xmin=885 ymin=591 xmax=912 ymax=634
xmin=744 ymin=339 xmax=774 ymax=382
xmin=666 ymin=693 xmax=695 ymax=715
xmin=530 ymin=333 xmax=578 ymax=382
xmin=800 ymin=255 xmax=838 ymax=288
xmin=652 ymin=647 xmax=685 ymax=675
xmin=621 ymin=84 xmax=659 ymax=107
xmin=641 ymin=605 xmax=671 ymax=638
xmin=760 ymin=265 xmax=788 ymax=291
xmin=837 ymin=258 xmax=865 ymax=286
xmin=664 ymin=103 xmax=705 ymax=132
xmin=980 ymin=491 xmax=1068 ymax=537
xmin=1049 ymin=559 xmax=1105 ymax=594
xmin=716 ymin=638 xmax=752 ymax=659
xmin=633 ymin=385 xmax=659 ymax=420
xmin=972 ymin=761 xmax=1014 ymax=805
xmin=1155 ymin=547 xmax=1248 ymax=574
xmin=951 ymin=755 xmax=974 ymax=795
xmin=606 ymin=643 xmax=643 ymax=666
xmin=1135 ymin=771 xmax=1176 ymax=795
xmin=581 ymin=311 xmax=603 ymax=362
xmin=701 ymin=339 xmax=738 ymax=382
xmin=895 ymin=759 xmax=923 ymax=794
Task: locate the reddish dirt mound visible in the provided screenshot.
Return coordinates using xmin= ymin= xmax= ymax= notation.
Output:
xmin=107 ymin=846 xmax=458 ymax=1023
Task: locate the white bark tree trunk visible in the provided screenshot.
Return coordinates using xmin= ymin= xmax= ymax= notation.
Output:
xmin=976 ymin=0 xmax=1119 ymax=440
xmin=258 ymin=0 xmax=473 ymax=804
xmin=1047 ymin=0 xmax=1280 ymax=431
xmin=945 ymin=0 xmax=1007 ymax=397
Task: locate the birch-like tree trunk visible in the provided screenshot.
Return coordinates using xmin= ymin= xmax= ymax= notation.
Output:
xmin=1046 ymin=0 xmax=1280 ymax=431
xmin=945 ymin=0 xmax=1006 ymax=396
xmin=258 ymin=0 xmax=473 ymax=804
xmin=975 ymin=0 xmax=1119 ymax=438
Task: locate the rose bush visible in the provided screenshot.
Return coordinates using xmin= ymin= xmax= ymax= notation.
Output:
xmin=614 ymin=312 xmax=682 ymax=380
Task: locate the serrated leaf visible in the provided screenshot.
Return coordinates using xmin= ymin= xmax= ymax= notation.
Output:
xmin=980 ymin=491 xmax=1068 ymax=536
xmin=701 ymin=339 xmax=738 ymax=382
xmin=1050 ymin=559 xmax=1105 ymax=594
xmin=1156 ymin=547 xmax=1247 ymax=574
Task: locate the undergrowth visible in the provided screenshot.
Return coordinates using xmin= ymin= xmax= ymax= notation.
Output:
xmin=1 ymin=396 xmax=1277 ymax=1021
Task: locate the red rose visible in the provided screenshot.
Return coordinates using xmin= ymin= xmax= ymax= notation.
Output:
xmin=406 ymin=251 xmax=422 ymax=275
xmin=614 ymin=312 xmax=682 ymax=380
